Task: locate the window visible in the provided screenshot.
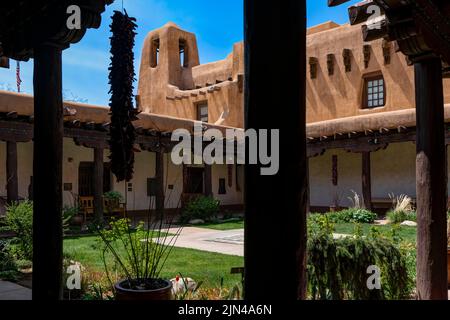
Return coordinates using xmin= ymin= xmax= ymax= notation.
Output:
xmin=179 ymin=39 xmax=188 ymax=68
xmin=363 ymin=74 xmax=385 ymax=108
xmin=150 ymin=38 xmax=160 ymax=68
xmin=197 ymin=102 xmax=208 ymax=122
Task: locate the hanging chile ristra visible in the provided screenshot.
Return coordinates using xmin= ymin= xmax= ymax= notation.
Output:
xmin=108 ymin=10 xmax=139 ymax=182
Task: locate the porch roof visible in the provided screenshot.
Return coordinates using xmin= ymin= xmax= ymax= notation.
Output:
xmin=0 ymin=90 xmax=238 ymax=135
xmin=307 ymin=105 xmax=450 ymax=139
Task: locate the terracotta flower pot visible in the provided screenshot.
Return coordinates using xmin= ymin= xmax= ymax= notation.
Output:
xmin=71 ymin=215 xmax=84 ymax=226
xmin=114 ymin=279 xmax=173 ymax=301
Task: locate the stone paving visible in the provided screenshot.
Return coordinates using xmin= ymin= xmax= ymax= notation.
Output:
xmin=0 ymin=280 xmax=31 ymax=300
xmin=160 ymin=227 xmax=244 ymax=257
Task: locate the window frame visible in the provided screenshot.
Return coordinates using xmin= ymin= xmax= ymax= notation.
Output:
xmin=196 ymin=101 xmax=209 ymax=123
xmin=362 ymin=74 xmax=386 ymax=109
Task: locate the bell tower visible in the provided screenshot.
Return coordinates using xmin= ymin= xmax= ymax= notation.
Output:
xmin=138 ymin=22 xmax=200 ymax=113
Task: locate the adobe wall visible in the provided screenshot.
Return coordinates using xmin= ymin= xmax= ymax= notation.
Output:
xmin=138 ymin=23 xmax=244 ymax=128
xmin=137 ymin=21 xmax=450 ymax=129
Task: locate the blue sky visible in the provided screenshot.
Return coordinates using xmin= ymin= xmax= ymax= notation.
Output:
xmin=0 ymin=0 xmax=360 ymax=106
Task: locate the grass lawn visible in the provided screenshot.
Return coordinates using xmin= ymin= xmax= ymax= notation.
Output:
xmin=63 ymin=235 xmax=244 ymax=289
xmin=195 ymin=219 xmax=244 ymax=231
xmin=333 ymin=223 xmax=416 ymax=243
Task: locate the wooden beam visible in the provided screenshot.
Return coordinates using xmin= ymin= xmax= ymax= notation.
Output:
xmin=93 ymin=147 xmax=104 ymax=224
xmin=362 ymin=19 xmax=388 ymax=42
xmin=6 ymin=141 xmax=18 ymax=204
xmin=415 ymin=57 xmax=448 ymax=300
xmin=349 ymin=1 xmax=379 ymax=25
xmin=32 ymin=43 xmax=63 ymax=301
xmin=328 ymin=0 xmax=350 ymax=7
xmin=361 ymin=151 xmax=372 ymax=211
xmin=244 ymin=0 xmax=307 ymax=300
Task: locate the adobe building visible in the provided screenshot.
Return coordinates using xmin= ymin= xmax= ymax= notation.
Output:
xmin=1 ymin=21 xmax=450 ymax=215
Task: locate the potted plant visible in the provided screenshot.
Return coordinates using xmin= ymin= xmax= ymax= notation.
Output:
xmin=103 ymin=191 xmax=124 ymax=215
xmin=65 ymin=205 xmax=83 ymax=226
xmin=97 ymin=216 xmax=182 ymax=300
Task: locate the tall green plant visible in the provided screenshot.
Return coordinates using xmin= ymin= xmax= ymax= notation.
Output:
xmin=5 ymin=201 xmax=33 ymax=260
xmin=307 ymin=218 xmax=412 ymax=300
xmin=97 ymin=217 xmax=182 ymax=291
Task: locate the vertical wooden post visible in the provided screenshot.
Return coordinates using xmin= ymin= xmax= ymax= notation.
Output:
xmin=415 ymin=57 xmax=448 ymax=300
xmin=32 ymin=44 xmax=63 ymax=300
xmin=6 ymin=141 xmax=19 ymax=204
xmin=204 ymin=164 xmax=213 ymax=197
xmin=362 ymin=152 xmax=372 ymax=211
xmin=244 ymin=0 xmax=308 ymax=299
xmin=93 ymin=147 xmax=104 ymax=223
xmin=155 ymin=150 xmax=165 ymax=218
xmin=306 ymin=158 xmax=310 ymax=214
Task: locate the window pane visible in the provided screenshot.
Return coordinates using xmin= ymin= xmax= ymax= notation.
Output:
xmin=379 ymin=92 xmax=384 ymax=99
xmin=368 ymin=81 xmax=373 ymax=88
xmin=373 ymin=86 xmax=378 ymax=93
xmin=373 ymin=93 xmax=378 ymax=99
xmin=368 ymin=100 xmax=373 ymax=107
xmin=372 ymin=80 xmax=378 ymax=86
xmin=379 ymin=79 xmax=384 ymax=85
xmin=379 ymin=99 xmax=384 ymax=106
xmin=368 ymin=94 xmax=373 ymax=100
xmin=368 ymin=87 xmax=373 ymax=94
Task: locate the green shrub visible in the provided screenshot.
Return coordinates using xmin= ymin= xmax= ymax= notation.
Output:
xmin=307 ymin=220 xmax=413 ymax=300
xmin=310 ymin=208 xmax=377 ymax=224
xmin=5 ymin=201 xmax=33 ymax=260
xmin=0 ymin=240 xmax=19 ymax=281
xmin=181 ymin=196 xmax=220 ymax=223
xmin=63 ymin=206 xmax=78 ymax=235
xmin=387 ymin=210 xmax=416 ymax=224
xmin=103 ymin=191 xmax=124 ymax=203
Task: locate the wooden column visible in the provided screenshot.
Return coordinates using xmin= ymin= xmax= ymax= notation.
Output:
xmin=244 ymin=0 xmax=308 ymax=299
xmin=415 ymin=57 xmax=448 ymax=300
xmin=32 ymin=43 xmax=64 ymax=300
xmin=155 ymin=150 xmax=165 ymax=218
xmin=306 ymin=158 xmax=310 ymax=214
xmin=6 ymin=141 xmax=19 ymax=204
xmin=361 ymin=152 xmax=372 ymax=211
xmin=93 ymin=147 xmax=104 ymax=223
xmin=204 ymin=164 xmax=213 ymax=197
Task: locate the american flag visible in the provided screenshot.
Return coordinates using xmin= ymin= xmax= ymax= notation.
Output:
xmin=16 ymin=61 xmax=22 ymax=93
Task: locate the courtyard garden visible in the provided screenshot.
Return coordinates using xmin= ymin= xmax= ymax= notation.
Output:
xmin=1 ymin=192 xmax=449 ymax=300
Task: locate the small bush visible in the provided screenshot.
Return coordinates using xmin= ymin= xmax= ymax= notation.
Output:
xmin=5 ymin=201 xmax=33 ymax=260
xmin=387 ymin=210 xmax=416 ymax=224
xmin=387 ymin=194 xmax=416 ymax=224
xmin=0 ymin=240 xmax=18 ymax=281
xmin=181 ymin=196 xmax=220 ymax=223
